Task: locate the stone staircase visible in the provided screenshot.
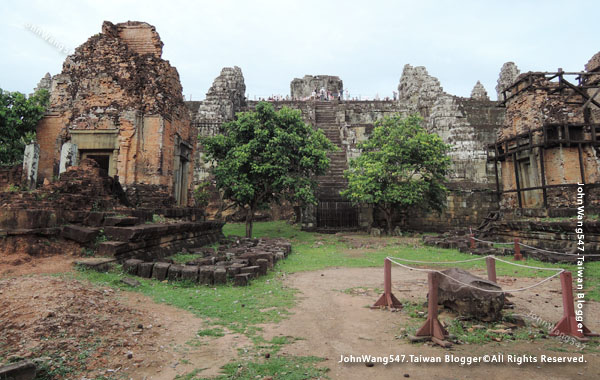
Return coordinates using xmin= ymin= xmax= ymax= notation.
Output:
xmin=314 ymin=102 xmax=348 ymax=201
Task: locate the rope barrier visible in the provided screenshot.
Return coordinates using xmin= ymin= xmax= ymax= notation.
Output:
xmin=518 ymin=242 xmax=600 ymax=257
xmin=386 ymin=256 xmax=487 ymax=264
xmin=386 ymin=256 xmax=565 ymax=294
xmin=468 ymin=233 xmax=600 ymax=257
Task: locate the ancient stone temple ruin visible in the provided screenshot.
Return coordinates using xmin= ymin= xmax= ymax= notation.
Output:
xmin=489 ymin=55 xmax=600 ymax=212
xmin=35 ymin=21 xmax=195 ymax=206
xmin=191 ymin=65 xmax=504 ymax=231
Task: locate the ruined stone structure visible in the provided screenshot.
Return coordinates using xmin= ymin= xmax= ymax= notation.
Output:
xmin=489 ymin=54 xmax=600 ymax=214
xmin=35 ymin=21 xmax=195 ymax=205
xmin=290 ymin=75 xmax=343 ymax=100
xmin=190 ymin=67 xmax=247 ymax=183
xmin=190 ymin=65 xmax=504 ymax=231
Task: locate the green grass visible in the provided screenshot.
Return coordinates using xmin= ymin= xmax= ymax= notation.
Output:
xmin=223 ymin=221 xmax=600 ymax=301
xmin=197 ymin=327 xmax=226 ymax=337
xmin=177 ymin=356 xmax=329 ymax=380
xmin=170 ymin=253 xmax=204 ymax=264
xmin=77 ymin=267 xmax=296 ymax=336
xmin=75 ymin=220 xmax=599 ymax=378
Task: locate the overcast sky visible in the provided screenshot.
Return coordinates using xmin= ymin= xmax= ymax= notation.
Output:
xmin=1 ymin=0 xmax=598 ymax=101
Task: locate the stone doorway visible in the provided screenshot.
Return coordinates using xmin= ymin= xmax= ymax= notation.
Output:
xmin=80 ymin=150 xmax=114 ymax=176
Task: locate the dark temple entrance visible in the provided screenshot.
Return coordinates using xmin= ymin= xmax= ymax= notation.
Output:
xmin=316 ymin=201 xmax=359 ymax=231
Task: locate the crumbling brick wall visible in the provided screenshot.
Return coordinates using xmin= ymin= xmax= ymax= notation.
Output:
xmin=36 ymin=21 xmax=194 ymax=205
xmin=496 ymin=53 xmax=600 ymax=211
xmin=0 ymin=164 xmax=22 ymax=191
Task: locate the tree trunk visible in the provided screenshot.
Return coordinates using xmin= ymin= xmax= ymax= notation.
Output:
xmin=384 ymin=209 xmax=393 ymax=236
xmin=245 ymin=205 xmax=254 ymax=238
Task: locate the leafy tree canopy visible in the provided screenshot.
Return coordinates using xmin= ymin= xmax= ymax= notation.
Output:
xmin=0 ymin=89 xmax=49 ymax=165
xmin=341 ymin=114 xmax=451 ymax=234
xmin=201 ymin=101 xmax=336 ymax=237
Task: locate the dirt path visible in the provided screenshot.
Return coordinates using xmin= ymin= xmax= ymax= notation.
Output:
xmin=262 ymin=267 xmax=600 ymax=380
xmin=0 ymin=275 xmax=251 ymax=380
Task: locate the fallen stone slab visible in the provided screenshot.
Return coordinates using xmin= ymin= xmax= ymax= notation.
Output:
xmin=0 ymin=360 xmax=36 ymax=380
xmin=437 ymin=268 xmax=505 ymax=322
xmin=61 ymin=224 xmax=99 ymax=244
xmin=152 ymin=262 xmax=171 ymax=281
xmin=123 ymin=259 xmax=143 ymax=275
xmin=75 ymin=258 xmax=114 ymax=272
xmin=121 ymin=277 xmax=141 ymax=287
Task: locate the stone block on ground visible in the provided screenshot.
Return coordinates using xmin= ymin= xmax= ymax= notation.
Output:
xmin=226 ymin=263 xmax=245 ymax=277
xmin=256 ymin=259 xmax=268 ymax=276
xmin=214 ymin=267 xmax=227 ymax=284
xmin=123 ymin=259 xmax=143 ymax=275
xmin=437 ymin=268 xmax=505 ymax=322
xmin=240 ymin=266 xmax=260 ymax=279
xmin=167 ymin=264 xmax=183 ymax=281
xmin=138 ymin=262 xmax=154 ymax=278
xmin=274 ymin=252 xmax=285 ymax=263
xmin=97 ymin=241 xmax=128 ymax=256
xmin=104 ymin=216 xmax=139 ymax=226
xmin=0 ymin=360 xmax=36 ymax=380
xmin=75 ymin=258 xmax=114 ymax=272
xmin=199 ymin=266 xmax=215 ymax=285
xmin=234 ymin=273 xmax=251 ymax=286
xmin=61 ymin=224 xmax=99 ymax=244
xmin=181 ymin=265 xmax=199 ymax=282
xmin=152 ymin=262 xmax=171 ymax=281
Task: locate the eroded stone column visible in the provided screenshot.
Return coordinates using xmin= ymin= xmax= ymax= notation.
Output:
xmin=59 ymin=142 xmax=78 ymax=174
xmin=22 ymin=143 xmax=40 ymax=189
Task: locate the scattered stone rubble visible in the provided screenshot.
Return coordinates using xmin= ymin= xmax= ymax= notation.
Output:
xmin=422 ymin=224 xmax=600 ymax=263
xmin=121 ymin=236 xmax=291 ymax=286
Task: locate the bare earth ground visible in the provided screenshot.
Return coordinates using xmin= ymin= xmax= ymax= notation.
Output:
xmin=262 ymin=267 xmax=600 ymax=380
xmin=1 ymin=254 xmax=599 ymax=379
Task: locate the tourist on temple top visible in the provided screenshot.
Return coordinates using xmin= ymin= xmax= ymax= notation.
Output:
xmin=320 ymin=87 xmax=325 ymax=101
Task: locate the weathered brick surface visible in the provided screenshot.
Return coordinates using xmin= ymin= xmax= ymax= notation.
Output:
xmin=0 ymin=164 xmax=22 ymax=191
xmin=497 ymin=53 xmax=600 ymax=211
xmin=36 ymin=21 xmax=194 ymax=204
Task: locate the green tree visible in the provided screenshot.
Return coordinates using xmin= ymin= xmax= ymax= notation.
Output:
xmin=202 ymin=102 xmax=336 ymax=237
xmin=341 ymin=115 xmax=451 ymax=235
xmin=0 ymin=89 xmax=49 ymax=165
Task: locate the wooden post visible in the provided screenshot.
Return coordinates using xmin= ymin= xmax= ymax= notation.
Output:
xmin=550 ymin=271 xmax=598 ymax=340
xmin=372 ymin=258 xmax=402 ymax=309
xmin=486 ymin=257 xmax=497 ymax=283
xmin=469 ymin=234 xmax=476 ymax=250
xmin=415 ymin=272 xmax=451 ymax=347
xmin=514 ymin=238 xmax=523 ymax=261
